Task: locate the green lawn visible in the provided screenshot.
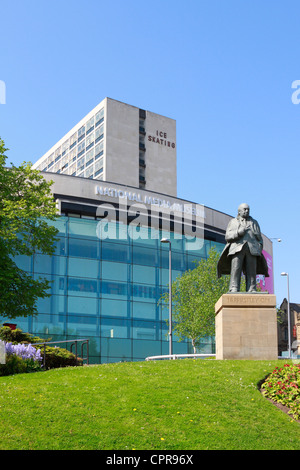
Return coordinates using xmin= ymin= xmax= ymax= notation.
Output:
xmin=0 ymin=359 xmax=299 ymax=450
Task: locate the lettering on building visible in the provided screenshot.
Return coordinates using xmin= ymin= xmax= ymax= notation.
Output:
xmin=147 ymin=130 xmax=175 ymax=148
xmin=95 ymin=185 xmax=205 ymax=218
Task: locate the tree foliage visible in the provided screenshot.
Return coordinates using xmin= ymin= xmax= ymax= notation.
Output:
xmin=160 ymin=247 xmax=232 ymax=353
xmin=0 ymin=138 xmax=59 ymax=319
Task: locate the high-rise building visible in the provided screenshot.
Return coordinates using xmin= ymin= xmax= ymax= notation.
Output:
xmin=33 ymin=98 xmax=177 ymax=196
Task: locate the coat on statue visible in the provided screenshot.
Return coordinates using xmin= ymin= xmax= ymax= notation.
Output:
xmin=217 ymin=215 xmax=269 ymax=282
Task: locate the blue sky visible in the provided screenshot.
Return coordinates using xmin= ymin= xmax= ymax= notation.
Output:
xmin=0 ymin=0 xmax=299 ymax=305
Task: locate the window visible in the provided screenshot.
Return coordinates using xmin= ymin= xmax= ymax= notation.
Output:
xmin=86 ymin=117 xmax=94 ymax=134
xmin=95 ymin=168 xmax=103 ymax=177
xmin=95 ymin=124 xmax=104 ymax=143
xmin=78 ymin=141 xmax=85 ymax=157
xmin=70 ymin=132 xmax=77 ymax=149
xmin=69 ymin=148 xmax=77 ymax=162
xmin=86 ymin=132 xmax=94 ymax=150
xmin=95 ymin=108 xmax=104 ymax=125
xmin=85 ymin=165 xmax=94 ymax=178
xmin=78 ymin=125 xmax=85 ymax=142
xmin=77 ymin=156 xmax=85 ymax=172
xmin=95 ymin=157 xmax=103 ymax=174
xmin=95 ymin=141 xmax=104 ymax=158
xmin=62 ymin=140 xmax=69 ymax=155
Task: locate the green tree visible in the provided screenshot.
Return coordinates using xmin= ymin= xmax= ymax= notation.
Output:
xmin=0 ymin=138 xmax=59 ymax=319
xmin=160 ymin=247 xmax=232 ymax=353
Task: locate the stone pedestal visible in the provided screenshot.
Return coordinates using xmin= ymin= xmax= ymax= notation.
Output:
xmin=215 ymin=293 xmax=278 ymax=360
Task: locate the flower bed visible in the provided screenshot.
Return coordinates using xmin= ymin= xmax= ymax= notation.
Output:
xmin=0 ymin=342 xmax=43 ymax=376
xmin=261 ymin=363 xmax=300 ymax=421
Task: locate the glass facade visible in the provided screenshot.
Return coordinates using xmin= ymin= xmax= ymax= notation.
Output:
xmin=2 ymin=216 xmax=225 ymax=364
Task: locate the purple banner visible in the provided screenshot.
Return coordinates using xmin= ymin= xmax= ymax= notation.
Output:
xmin=257 ymin=250 xmax=274 ymax=294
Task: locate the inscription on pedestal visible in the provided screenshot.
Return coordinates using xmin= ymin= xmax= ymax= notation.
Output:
xmin=215 ymin=294 xmax=278 ymax=360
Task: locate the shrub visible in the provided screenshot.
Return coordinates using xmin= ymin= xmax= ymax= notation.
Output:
xmin=0 ymin=326 xmax=47 ymax=344
xmin=0 ymin=326 xmax=83 ymax=371
xmin=0 ymin=344 xmax=43 ymax=376
xmin=261 ymin=363 xmax=300 ymax=420
xmin=38 ymin=345 xmax=82 ymax=369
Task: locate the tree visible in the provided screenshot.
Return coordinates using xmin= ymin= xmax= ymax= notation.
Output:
xmin=0 ymin=138 xmax=59 ymax=319
xmin=160 ymin=247 xmax=233 ymax=353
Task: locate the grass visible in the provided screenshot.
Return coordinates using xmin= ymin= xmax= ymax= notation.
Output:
xmin=0 ymin=359 xmax=300 ymax=450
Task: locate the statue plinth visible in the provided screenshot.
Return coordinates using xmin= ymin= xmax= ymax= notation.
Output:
xmin=215 ymin=293 xmax=278 ymax=360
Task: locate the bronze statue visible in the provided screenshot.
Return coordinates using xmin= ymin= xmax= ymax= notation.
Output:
xmin=217 ymin=203 xmax=269 ymax=292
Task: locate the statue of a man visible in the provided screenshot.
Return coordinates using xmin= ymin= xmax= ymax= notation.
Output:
xmin=217 ymin=203 xmax=269 ymax=292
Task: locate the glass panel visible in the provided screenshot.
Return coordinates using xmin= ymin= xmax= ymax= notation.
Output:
xmin=132 ymin=302 xmax=157 ymax=320
xmin=67 ymin=277 xmax=98 ymax=296
xmin=67 ymin=296 xmax=98 ymax=315
xmin=133 ymin=339 xmax=161 ymax=359
xmin=131 ymin=283 xmax=157 ymax=303
xmin=53 ymin=237 xmax=67 ymax=256
xmin=101 ymin=242 xmax=130 ymax=263
xmin=32 ymin=314 xmax=66 ymax=335
xmin=100 ymin=338 xmax=131 ymax=359
xmin=132 ymin=265 xmax=156 ymax=285
xmin=66 ymin=315 xmax=99 ymax=336
xmin=50 ymin=217 xmax=68 ymax=235
xmin=69 ymin=238 xmax=99 ymax=259
xmin=68 ymin=257 xmax=99 ymax=278
xmin=101 ymin=318 xmax=130 ymax=338
xmin=132 ymin=320 xmax=160 ymax=340
xmin=14 ymin=254 xmax=32 ymax=271
xmin=102 ymin=261 xmax=128 ymax=282
xmin=36 ymin=295 xmax=65 ymax=314
xmin=160 ymin=268 xmax=182 ymax=286
xmin=101 ymin=299 xmax=128 ymax=318
xmin=132 ymin=246 xmax=158 ymax=267
xmin=68 ymin=218 xmax=98 ymax=239
xmin=34 ymin=254 xmax=66 ymax=276
xmin=102 ymin=280 xmax=128 ymax=299
xmin=128 ymin=226 xmax=159 ymax=247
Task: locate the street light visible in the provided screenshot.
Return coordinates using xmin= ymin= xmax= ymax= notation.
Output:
xmin=161 ymin=238 xmax=172 ymax=356
xmin=281 ymin=272 xmax=291 ymax=359
xmin=270 ymin=238 xmax=282 ymax=242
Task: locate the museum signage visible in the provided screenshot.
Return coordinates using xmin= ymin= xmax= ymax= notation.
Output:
xmin=95 ymin=185 xmax=205 ymax=218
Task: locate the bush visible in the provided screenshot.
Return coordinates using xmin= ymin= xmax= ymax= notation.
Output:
xmin=0 ymin=326 xmax=83 ymax=371
xmin=0 ymin=326 xmax=46 ymax=344
xmin=261 ymin=363 xmax=300 ymax=420
xmin=0 ymin=353 xmax=42 ymax=376
xmin=38 ymin=345 xmax=82 ymax=369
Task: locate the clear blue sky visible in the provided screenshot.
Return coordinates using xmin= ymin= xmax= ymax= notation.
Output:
xmin=1 ymin=0 xmax=299 ymax=306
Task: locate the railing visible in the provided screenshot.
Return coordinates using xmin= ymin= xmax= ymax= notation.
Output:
xmin=33 ymin=339 xmax=89 ymax=368
xmin=145 ymin=353 xmax=216 ymax=361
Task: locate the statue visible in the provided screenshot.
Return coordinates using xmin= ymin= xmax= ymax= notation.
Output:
xmin=217 ymin=203 xmax=269 ymax=292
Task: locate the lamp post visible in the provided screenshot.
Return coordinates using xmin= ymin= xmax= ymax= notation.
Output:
xmin=161 ymin=238 xmax=172 ymax=357
xmin=281 ymin=272 xmax=291 ymax=359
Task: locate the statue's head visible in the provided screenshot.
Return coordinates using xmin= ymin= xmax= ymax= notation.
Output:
xmin=238 ymin=203 xmax=250 ymax=219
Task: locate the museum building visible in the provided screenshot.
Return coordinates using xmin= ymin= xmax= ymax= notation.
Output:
xmin=1 ymin=99 xmax=274 ymax=363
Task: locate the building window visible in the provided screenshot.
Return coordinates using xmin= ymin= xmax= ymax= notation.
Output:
xmin=95 ymin=124 xmax=104 ymax=143
xmin=78 ymin=125 xmax=85 ymax=142
xmin=95 ymin=108 xmax=104 ymax=126
xmin=86 ymin=117 xmax=94 ymax=135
